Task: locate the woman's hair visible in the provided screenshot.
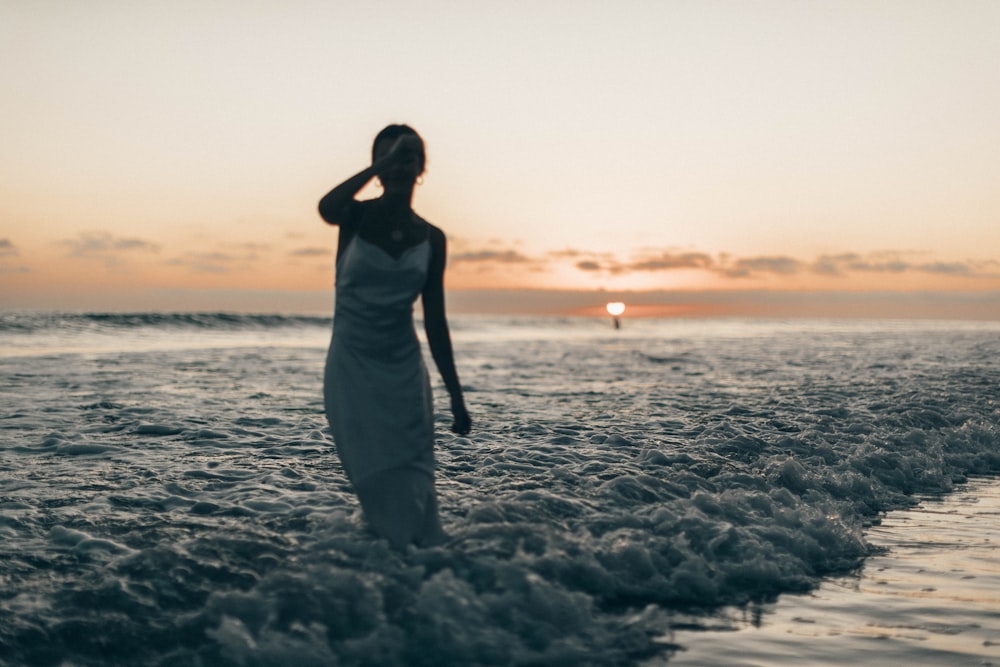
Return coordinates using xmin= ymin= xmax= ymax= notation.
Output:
xmin=372 ymin=124 xmax=425 ymax=172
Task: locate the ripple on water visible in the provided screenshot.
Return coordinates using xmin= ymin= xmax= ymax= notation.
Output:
xmin=0 ymin=322 xmax=998 ymax=665
xmin=662 ymin=476 xmax=1000 ymax=667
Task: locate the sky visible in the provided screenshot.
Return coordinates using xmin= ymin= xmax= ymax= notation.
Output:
xmin=2 ymin=1 xmax=999 ymax=317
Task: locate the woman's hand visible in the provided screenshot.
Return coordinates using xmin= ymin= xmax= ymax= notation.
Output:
xmin=373 ymin=134 xmax=422 ymax=174
xmin=450 ymin=396 xmax=471 ymax=436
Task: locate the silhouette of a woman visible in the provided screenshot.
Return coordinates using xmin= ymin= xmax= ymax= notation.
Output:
xmin=319 ymin=125 xmax=470 ymax=548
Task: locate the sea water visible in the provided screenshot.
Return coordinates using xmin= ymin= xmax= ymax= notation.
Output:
xmin=1 ymin=313 xmax=998 ymax=665
xmin=662 ymin=475 xmax=1000 ymax=666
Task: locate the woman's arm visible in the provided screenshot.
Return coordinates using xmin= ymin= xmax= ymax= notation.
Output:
xmin=318 ymin=165 xmax=378 ymax=226
xmin=423 ymin=227 xmax=471 ymax=435
xmin=318 ymin=136 xmax=412 ymax=224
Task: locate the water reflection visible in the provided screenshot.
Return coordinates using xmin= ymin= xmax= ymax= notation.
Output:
xmin=661 ymin=476 xmax=1000 ymax=666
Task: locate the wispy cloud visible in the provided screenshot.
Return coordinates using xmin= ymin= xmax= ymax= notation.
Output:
xmin=812 ymin=252 xmax=908 ymax=275
xmin=548 ymin=248 xmax=615 ymax=261
xmin=167 ymin=251 xmax=258 ymax=274
xmin=921 ymin=262 xmax=973 ymax=276
xmin=561 ymin=247 xmax=998 ymax=281
xmin=556 ymin=248 xmax=738 ymax=276
xmin=449 ymin=241 xmax=996 ymax=284
xmin=450 ymin=249 xmax=533 ymax=264
xmin=630 ymin=252 xmax=715 ymax=272
xmin=0 ymin=239 xmax=30 ymax=273
xmin=811 ymin=253 xmax=860 ymax=276
xmin=162 ymin=237 xmax=272 ymax=274
xmin=59 ymin=232 xmax=160 ymax=255
xmin=288 ymin=247 xmax=332 ymax=257
xmin=56 ymin=231 xmax=161 ymax=267
xmin=547 ymin=248 xmax=621 ymax=273
xmin=723 ymin=255 xmax=803 ymax=278
xmin=809 ymin=253 xmax=998 ymax=279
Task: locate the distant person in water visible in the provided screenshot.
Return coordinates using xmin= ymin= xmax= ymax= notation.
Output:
xmin=318 ymin=124 xmax=471 ymax=549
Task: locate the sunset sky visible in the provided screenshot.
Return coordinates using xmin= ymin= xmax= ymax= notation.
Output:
xmin=2 ymin=1 xmax=999 ymax=317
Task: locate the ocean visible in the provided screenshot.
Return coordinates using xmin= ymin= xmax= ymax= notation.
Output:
xmin=1 ymin=312 xmax=998 ymax=666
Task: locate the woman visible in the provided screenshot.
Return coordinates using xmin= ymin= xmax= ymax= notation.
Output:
xmin=318 ymin=124 xmax=471 ymax=549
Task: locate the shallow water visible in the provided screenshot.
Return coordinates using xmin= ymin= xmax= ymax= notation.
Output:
xmin=661 ymin=475 xmax=1000 ymax=666
xmin=1 ymin=314 xmax=998 ymax=665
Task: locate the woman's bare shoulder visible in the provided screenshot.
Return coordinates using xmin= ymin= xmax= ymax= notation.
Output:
xmin=422 ymin=220 xmax=446 ymax=242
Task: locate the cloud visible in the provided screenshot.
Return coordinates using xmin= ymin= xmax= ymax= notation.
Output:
xmin=0 ymin=239 xmax=29 ymax=273
xmin=59 ymin=231 xmax=160 ymax=256
xmin=722 ymin=256 xmax=803 ymax=278
xmin=810 ymin=253 xmax=860 ymax=276
xmin=913 ymin=261 xmax=971 ymax=276
xmin=548 ymin=248 xmax=622 ymax=273
xmin=845 ymin=259 xmax=908 ymax=273
xmin=288 ymin=247 xmax=332 ymax=257
xmin=548 ymin=248 xmax=584 ymax=259
xmin=449 ymin=239 xmax=996 ymax=284
xmin=561 ymin=246 xmax=998 ymax=282
xmin=911 ymin=259 xmax=1000 ymax=277
xmin=450 ymin=249 xmax=533 ymax=264
xmin=563 ymin=250 xmax=800 ymax=278
xmin=56 ymin=231 xmax=161 ymax=268
xmin=167 ymin=251 xmax=252 ymax=274
xmin=629 ymin=252 xmax=715 ymax=272
xmin=810 ymin=253 xmax=996 ymax=278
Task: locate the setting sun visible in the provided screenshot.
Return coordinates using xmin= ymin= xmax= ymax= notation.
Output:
xmin=605 ymin=302 xmax=626 ymax=317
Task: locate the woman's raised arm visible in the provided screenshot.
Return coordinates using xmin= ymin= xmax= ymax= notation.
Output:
xmin=318 ymin=165 xmax=378 ymax=225
xmin=318 ymin=137 xmax=416 ymax=225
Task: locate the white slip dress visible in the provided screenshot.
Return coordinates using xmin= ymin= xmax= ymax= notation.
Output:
xmin=323 ymin=234 xmax=444 ymax=547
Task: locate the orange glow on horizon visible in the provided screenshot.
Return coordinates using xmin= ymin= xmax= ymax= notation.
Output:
xmin=571 ymin=303 xmax=731 ymax=318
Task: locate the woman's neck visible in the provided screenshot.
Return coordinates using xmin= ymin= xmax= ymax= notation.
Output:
xmin=379 ymin=187 xmax=413 ymax=210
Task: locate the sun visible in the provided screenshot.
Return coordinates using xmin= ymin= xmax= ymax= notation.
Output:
xmin=605 ymin=302 xmax=625 ymax=317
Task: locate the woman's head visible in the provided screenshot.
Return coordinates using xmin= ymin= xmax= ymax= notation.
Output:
xmin=372 ymin=124 xmax=426 ymax=174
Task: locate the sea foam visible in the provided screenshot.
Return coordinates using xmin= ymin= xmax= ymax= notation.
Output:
xmin=0 ymin=317 xmax=997 ymax=665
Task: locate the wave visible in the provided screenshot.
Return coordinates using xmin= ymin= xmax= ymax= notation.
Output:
xmin=0 ymin=311 xmax=621 ymax=341
xmin=0 ymin=312 xmax=333 ymax=333
xmin=1 ymin=321 xmax=999 ymax=664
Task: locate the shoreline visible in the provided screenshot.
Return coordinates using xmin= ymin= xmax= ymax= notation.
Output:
xmin=661 ymin=475 xmax=1000 ymax=666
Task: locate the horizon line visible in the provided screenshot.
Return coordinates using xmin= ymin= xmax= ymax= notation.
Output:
xmin=2 ymin=287 xmax=998 ymax=321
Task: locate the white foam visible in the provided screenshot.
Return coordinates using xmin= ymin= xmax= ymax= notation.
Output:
xmin=1 ymin=318 xmax=997 ymax=664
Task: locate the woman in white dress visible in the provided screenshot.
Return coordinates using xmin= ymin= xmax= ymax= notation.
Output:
xmin=318 ymin=125 xmax=471 ymax=548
